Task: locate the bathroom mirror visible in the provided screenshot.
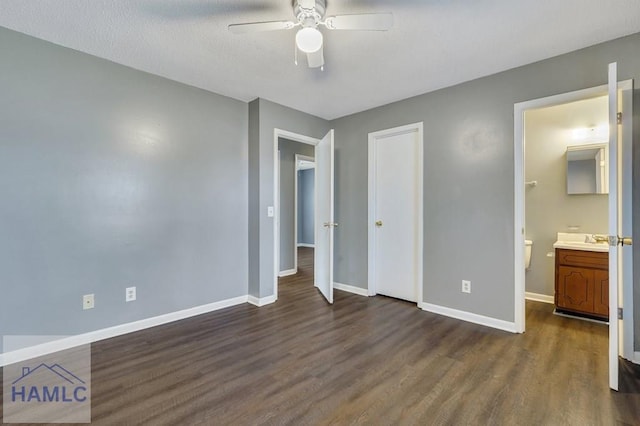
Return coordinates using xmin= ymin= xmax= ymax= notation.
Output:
xmin=566 ymin=143 xmax=608 ymax=195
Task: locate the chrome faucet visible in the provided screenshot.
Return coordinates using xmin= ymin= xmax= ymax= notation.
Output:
xmin=585 ymin=234 xmax=608 ymax=244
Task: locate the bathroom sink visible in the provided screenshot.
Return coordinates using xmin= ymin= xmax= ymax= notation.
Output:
xmin=553 ymin=232 xmax=609 ymax=252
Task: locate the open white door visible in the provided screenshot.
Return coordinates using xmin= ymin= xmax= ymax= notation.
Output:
xmin=608 ymin=63 xmax=635 ymax=391
xmin=607 ymin=61 xmax=636 ymax=390
xmin=619 ymin=81 xmax=635 ymax=365
xmin=608 ymin=62 xmax=619 ymax=391
xmin=315 ymin=130 xmax=335 ymax=304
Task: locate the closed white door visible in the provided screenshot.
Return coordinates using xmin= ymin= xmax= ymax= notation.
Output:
xmin=315 ymin=129 xmax=335 ymax=304
xmin=369 ymin=124 xmax=423 ymax=303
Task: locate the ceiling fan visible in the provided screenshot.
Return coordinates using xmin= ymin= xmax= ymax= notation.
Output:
xmin=228 ymin=0 xmax=393 ymax=69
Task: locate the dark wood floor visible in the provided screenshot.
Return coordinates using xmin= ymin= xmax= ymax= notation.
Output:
xmin=3 ymin=247 xmax=640 ymax=425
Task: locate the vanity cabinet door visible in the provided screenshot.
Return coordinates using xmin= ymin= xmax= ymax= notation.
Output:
xmin=556 ymin=265 xmax=595 ymax=314
xmin=593 ymin=269 xmax=609 ymax=318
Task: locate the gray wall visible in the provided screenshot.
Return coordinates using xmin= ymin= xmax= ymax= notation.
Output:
xmin=249 ymin=99 xmax=329 ymax=298
xmin=524 ymin=97 xmax=608 ymax=297
xmin=278 ymin=138 xmax=314 ymax=272
xmin=0 ymin=28 xmax=248 ymax=353
xmin=3 ymin=24 xmax=640 ymax=351
xmin=330 ymin=32 xmax=640 ymax=329
xmin=298 ymin=169 xmax=315 ymax=245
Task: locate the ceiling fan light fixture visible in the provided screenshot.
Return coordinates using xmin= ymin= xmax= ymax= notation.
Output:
xmin=296 ymin=27 xmax=323 ymax=53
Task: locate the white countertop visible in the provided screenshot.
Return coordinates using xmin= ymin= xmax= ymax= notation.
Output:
xmin=553 ymin=232 xmax=609 ymax=253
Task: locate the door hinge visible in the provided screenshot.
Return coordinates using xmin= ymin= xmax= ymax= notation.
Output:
xmin=617 ymin=112 xmax=622 ymax=124
xmin=618 ymin=307 xmax=623 ymax=320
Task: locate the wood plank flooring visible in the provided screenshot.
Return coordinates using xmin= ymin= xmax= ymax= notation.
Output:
xmin=2 ymin=247 xmax=640 ymax=425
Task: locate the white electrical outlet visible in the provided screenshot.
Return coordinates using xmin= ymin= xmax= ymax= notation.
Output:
xmin=462 ymin=280 xmax=471 ymax=294
xmin=83 ymin=294 xmax=95 ymax=310
xmin=126 ymin=286 xmax=137 ymax=302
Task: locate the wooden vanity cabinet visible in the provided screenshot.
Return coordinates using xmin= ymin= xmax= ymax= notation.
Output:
xmin=555 ymin=249 xmax=608 ymax=320
xmin=592 ymin=269 xmax=609 ymax=317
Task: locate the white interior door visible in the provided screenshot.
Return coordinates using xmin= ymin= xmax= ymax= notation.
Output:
xmin=608 ymin=62 xmax=619 ymax=391
xmin=369 ymin=124 xmax=423 ymax=303
xmin=314 ymin=130 xmax=334 ymax=304
xmin=619 ymin=81 xmax=634 ymax=365
xmin=606 ymin=61 xmax=639 ymax=390
xmin=607 ymin=63 xmax=635 ymax=391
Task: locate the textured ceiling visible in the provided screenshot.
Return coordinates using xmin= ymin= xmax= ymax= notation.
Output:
xmin=1 ymin=0 xmax=639 ymax=120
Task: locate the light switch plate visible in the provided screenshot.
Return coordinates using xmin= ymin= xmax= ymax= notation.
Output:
xmin=267 ymin=206 xmax=274 ymax=217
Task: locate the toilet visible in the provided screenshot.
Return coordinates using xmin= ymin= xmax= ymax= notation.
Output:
xmin=525 ymin=240 xmax=533 ymax=270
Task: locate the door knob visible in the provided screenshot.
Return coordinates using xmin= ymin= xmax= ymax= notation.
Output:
xmin=375 ymin=220 xmax=383 ymax=227
xmin=607 ymin=236 xmax=633 ymax=246
xmin=616 ymin=236 xmax=633 ymax=246
xmin=323 ymin=222 xmax=339 ymax=228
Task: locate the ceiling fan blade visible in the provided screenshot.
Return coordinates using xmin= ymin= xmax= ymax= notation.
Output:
xmin=144 ymin=1 xmax=279 ymax=19
xmin=324 ymin=13 xmax=393 ymax=31
xmin=306 ymin=46 xmax=324 ymax=68
xmin=298 ymin=0 xmax=316 ymax=9
xmin=228 ymin=21 xmax=295 ymax=34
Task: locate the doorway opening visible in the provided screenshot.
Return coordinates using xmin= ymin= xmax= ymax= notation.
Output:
xmin=278 ymin=152 xmax=316 ymax=300
xmin=277 ymin=139 xmax=315 ymax=279
xmin=273 ymin=129 xmax=335 ymax=304
xmin=513 ymin=76 xmax=634 ymax=389
xmin=294 ymin=154 xmax=316 ymax=273
xmin=523 ymin=95 xmax=609 ymax=319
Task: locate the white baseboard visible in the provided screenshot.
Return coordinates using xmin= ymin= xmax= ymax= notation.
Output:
xmin=278 ymin=269 xmax=297 ymax=277
xmin=0 ymin=295 xmax=249 ymax=367
xmin=248 ymin=295 xmax=277 ymax=307
xmin=334 ymin=282 xmax=369 ymax=297
xmin=525 ymin=292 xmax=554 ymax=304
xmin=297 ymin=243 xmax=315 ymax=248
xmin=419 ymin=302 xmax=517 ymax=333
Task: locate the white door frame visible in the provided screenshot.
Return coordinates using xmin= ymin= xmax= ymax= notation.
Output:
xmin=367 ymin=122 xmax=424 ymax=306
xmin=294 ymin=154 xmax=316 ymax=270
xmin=274 ymin=129 xmax=321 ymax=300
xmin=513 ymin=81 xmax=634 ymax=359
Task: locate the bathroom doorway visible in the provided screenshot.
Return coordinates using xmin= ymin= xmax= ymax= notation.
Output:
xmin=514 ymin=74 xmax=634 ymax=390
xmin=523 ymin=95 xmax=609 ymax=308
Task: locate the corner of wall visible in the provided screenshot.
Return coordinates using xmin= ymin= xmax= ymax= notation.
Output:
xmin=248 ymin=99 xmax=261 ymax=297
